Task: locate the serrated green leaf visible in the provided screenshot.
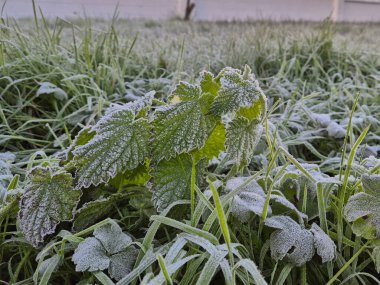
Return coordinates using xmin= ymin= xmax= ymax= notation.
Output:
xmin=211 ymin=67 xmax=263 ymax=115
xmin=344 ymin=174 xmax=380 ymax=239
xmin=73 ymin=107 xmax=150 ymax=188
xmin=152 ymin=154 xmax=205 ymax=212
xmin=192 ymin=122 xmax=226 ymax=161
xmin=18 ymin=167 xmax=81 ymax=247
xmin=198 ymin=71 xmax=220 ymax=96
xmin=169 ymin=81 xmax=201 ymax=102
xmin=153 ymin=98 xmax=215 ymax=161
xmin=225 ymin=117 xmax=263 ymax=167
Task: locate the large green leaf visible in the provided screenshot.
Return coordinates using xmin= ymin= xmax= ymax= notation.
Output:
xmin=210 ymin=66 xmax=263 ymax=115
xmin=153 ymin=97 xmax=215 ymax=161
xmin=152 ymin=154 xmax=205 ymax=212
xmin=18 ymin=167 xmax=81 ymax=247
xmin=192 ymin=122 xmax=226 ymax=161
xmin=344 ymin=174 xmax=380 ymax=239
xmin=73 ymin=107 xmax=150 ymax=188
xmin=225 ymin=117 xmax=263 ymax=167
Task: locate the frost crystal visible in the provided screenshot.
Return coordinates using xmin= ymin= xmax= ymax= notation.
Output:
xmin=225 ymin=117 xmax=263 ymax=167
xmin=224 ymin=177 xmax=270 ymax=222
xmin=73 ymin=107 xmax=150 ymax=188
xmin=72 ymin=220 xmax=137 ymax=281
xmin=265 ymin=216 xmax=335 ymax=266
xmin=18 ymin=167 xmax=81 ymax=247
xmin=344 ymin=174 xmax=380 ymax=239
xmin=211 ymin=67 xmax=263 ymax=115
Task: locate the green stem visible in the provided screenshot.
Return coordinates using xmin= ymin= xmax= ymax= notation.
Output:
xmin=326 ymin=241 xmax=369 ymax=285
xmin=190 ymin=156 xmax=196 ymax=227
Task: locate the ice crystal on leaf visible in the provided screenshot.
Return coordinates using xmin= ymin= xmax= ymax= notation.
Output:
xmin=0 ymin=152 xmax=15 ymax=194
xmin=224 ymin=177 xmax=269 ymax=222
xmin=225 ymin=117 xmax=263 ymax=167
xmin=344 ymin=174 xmax=380 ymax=239
xmin=72 ymin=220 xmax=137 ymax=281
xmin=153 ymin=97 xmax=215 ymax=161
xmin=169 ymin=82 xmax=201 ymax=102
xmin=18 ymin=167 xmax=81 ymax=247
xmin=211 ymin=66 xmax=263 ymax=115
xmin=73 ymin=107 xmax=150 ymax=188
xmin=265 ymin=216 xmax=335 ymax=266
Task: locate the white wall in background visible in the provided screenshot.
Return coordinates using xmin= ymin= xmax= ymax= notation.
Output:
xmin=1 ymin=0 xmax=380 ymax=22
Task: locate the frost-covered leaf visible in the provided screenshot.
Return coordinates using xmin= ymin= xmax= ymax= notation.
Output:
xmin=344 ymin=174 xmax=380 ymax=239
xmin=311 ymin=113 xmax=346 ymax=138
xmin=19 ymin=167 xmax=81 ymax=247
xmin=93 ymin=220 xmax=133 ymax=255
xmin=270 ymin=194 xmax=307 ymax=222
xmin=224 ymin=177 xmax=270 ymax=222
xmin=72 ymin=220 xmax=137 ymax=280
xmin=265 ymin=216 xmax=314 ymax=266
xmin=107 ymin=91 xmax=154 ymax=117
xmin=211 ymin=66 xmax=263 ymax=115
xmin=225 ymin=117 xmax=263 ymax=167
xmin=0 ymin=152 xmax=15 ymax=196
xmin=152 ymin=154 xmax=205 ymax=212
xmin=72 ymin=237 xmax=110 ymax=272
xmin=37 ymin=82 xmax=68 ymax=101
xmin=73 ymin=107 xmax=150 ymax=188
xmin=198 ymin=71 xmax=220 ymax=96
xmin=108 ymin=248 xmax=137 ymax=281
xmin=153 ymin=97 xmax=215 ymax=161
xmin=192 ymin=122 xmax=226 ymax=161
xmin=310 ymin=223 xmax=336 ymax=263
xmin=169 ymin=81 xmax=201 ymax=102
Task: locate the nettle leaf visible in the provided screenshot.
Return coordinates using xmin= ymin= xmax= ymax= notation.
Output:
xmin=169 ymin=81 xmax=201 ymax=102
xmin=211 ymin=66 xmax=263 ymax=115
xmin=265 ymin=216 xmax=314 ymax=266
xmin=73 ymin=106 xmax=150 ymax=188
xmin=198 ymin=71 xmax=220 ymax=96
xmin=19 ymin=167 xmax=81 ymax=247
xmin=224 ymin=177 xmax=269 ymax=222
xmin=344 ymin=174 xmax=380 ymax=239
xmin=192 ymin=122 xmax=226 ymax=161
xmin=0 ymin=152 xmax=15 ymax=195
xmin=72 ymin=220 xmax=137 ymax=281
xmin=153 ymin=96 xmax=215 ymax=161
xmin=265 ymin=216 xmax=335 ymax=266
xmin=225 ymin=117 xmax=263 ymax=167
xmin=152 ymin=154 xmax=205 ymax=212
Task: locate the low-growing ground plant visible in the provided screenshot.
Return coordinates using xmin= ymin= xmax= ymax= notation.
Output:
xmin=1 ymin=16 xmax=380 ymax=285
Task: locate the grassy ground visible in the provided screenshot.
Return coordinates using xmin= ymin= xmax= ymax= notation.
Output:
xmin=0 ymin=17 xmax=380 ymax=284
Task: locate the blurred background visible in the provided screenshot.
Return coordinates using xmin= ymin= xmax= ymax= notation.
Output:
xmin=2 ymin=0 xmax=380 ymax=22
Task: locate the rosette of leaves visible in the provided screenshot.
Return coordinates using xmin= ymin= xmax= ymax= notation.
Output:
xmin=62 ymin=66 xmax=266 ymax=212
xmin=72 ymin=219 xmax=137 ymax=281
xmin=344 ymin=174 xmax=380 ymax=239
xmin=265 ymin=216 xmax=336 ymax=266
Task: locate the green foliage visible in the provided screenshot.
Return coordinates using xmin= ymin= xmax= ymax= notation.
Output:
xmin=18 ymin=167 xmax=81 ymax=247
xmin=344 ymin=174 xmax=380 ymax=239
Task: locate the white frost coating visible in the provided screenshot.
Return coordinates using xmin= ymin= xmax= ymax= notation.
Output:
xmin=107 ymin=91 xmax=155 ymax=116
xmin=72 ymin=220 xmax=137 ymax=280
xmin=224 ymin=177 xmax=270 ymax=222
xmin=153 ymin=99 xmax=213 ymax=161
xmin=18 ymin=167 xmax=81 ymax=247
xmin=225 ymin=117 xmax=263 ymax=167
xmin=265 ymin=216 xmax=314 ymax=266
xmin=344 ymin=174 xmax=380 ymax=238
xmin=311 ymin=113 xmax=346 ymax=138
xmin=0 ymin=152 xmax=15 ymax=192
xmin=73 ymin=107 xmax=150 ymax=188
xmin=72 ymin=237 xmax=110 ymax=272
xmin=211 ymin=67 xmax=263 ymax=115
xmin=36 ymin=82 xmax=68 ymax=101
xmin=270 ymin=194 xmax=307 ymax=222
xmin=310 ymin=223 xmax=336 ymax=263
xmin=169 ymin=81 xmax=201 ymax=101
